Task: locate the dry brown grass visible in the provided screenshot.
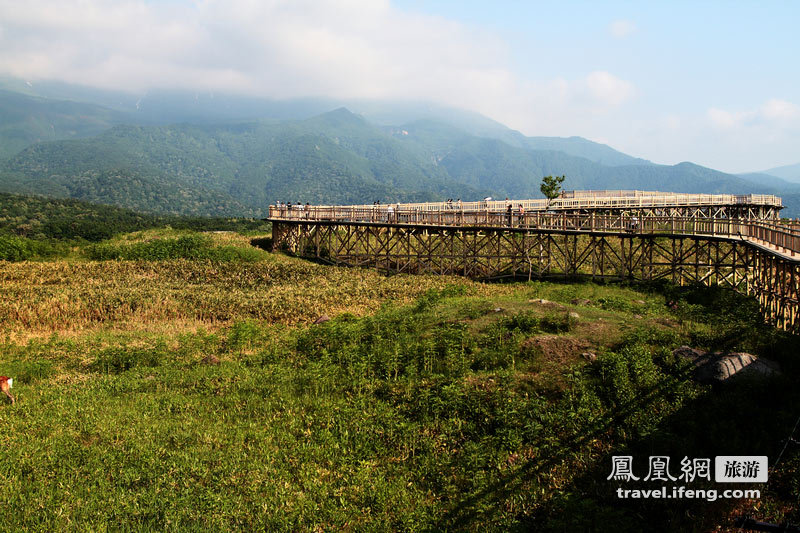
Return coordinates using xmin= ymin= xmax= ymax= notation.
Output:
xmin=0 ymin=252 xmax=492 ymax=342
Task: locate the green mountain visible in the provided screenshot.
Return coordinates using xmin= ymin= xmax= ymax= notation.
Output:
xmin=0 ymin=80 xmax=651 ymax=168
xmin=1 ymin=82 xmax=798 ymax=217
xmin=401 ymin=115 xmax=652 ymax=167
xmin=0 ymin=89 xmax=128 ymax=160
xmin=736 ymin=172 xmax=796 ymax=190
xmin=760 ymin=163 xmax=800 ymax=183
xmin=393 ymin=121 xmax=799 ymax=201
xmin=0 ymin=110 xmax=487 ymax=214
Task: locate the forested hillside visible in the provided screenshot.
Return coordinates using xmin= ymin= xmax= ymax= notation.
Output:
xmin=0 ymin=193 xmax=266 ymax=242
xmin=1 ymin=86 xmax=798 ymax=216
xmin=0 ymin=89 xmax=126 ymax=160
xmin=0 ymin=110 xmax=487 ymax=214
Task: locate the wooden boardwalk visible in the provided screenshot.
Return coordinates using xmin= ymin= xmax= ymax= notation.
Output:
xmin=273 ymin=191 xmax=783 ymax=221
xmin=269 ymin=192 xmax=799 ymax=331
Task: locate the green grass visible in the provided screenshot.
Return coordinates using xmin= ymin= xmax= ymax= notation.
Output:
xmin=0 ymin=271 xmax=798 ymax=531
xmin=0 ymin=234 xmax=69 ymax=261
xmin=0 ymin=227 xmax=271 ymax=263
xmin=84 ymin=234 xmax=266 ymax=262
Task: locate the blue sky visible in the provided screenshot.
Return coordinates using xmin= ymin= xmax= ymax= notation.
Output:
xmin=393 ymin=1 xmax=800 ymax=172
xmin=0 ymin=0 xmax=797 ymax=173
xmin=396 ymin=1 xmax=798 ymax=97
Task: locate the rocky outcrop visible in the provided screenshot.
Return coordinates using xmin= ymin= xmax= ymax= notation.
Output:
xmin=673 ymin=345 xmax=780 ymax=383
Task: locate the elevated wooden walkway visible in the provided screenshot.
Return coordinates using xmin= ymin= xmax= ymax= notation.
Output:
xmin=269 ymin=191 xmax=799 ymax=331
xmin=272 ymin=191 xmax=784 ymax=221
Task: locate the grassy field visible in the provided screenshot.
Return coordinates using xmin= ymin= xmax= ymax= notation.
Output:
xmin=0 ymin=229 xmax=798 ymax=531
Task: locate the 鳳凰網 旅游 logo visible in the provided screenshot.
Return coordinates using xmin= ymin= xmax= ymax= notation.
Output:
xmin=608 ymin=455 xmax=766 ymax=501
xmin=608 ymin=455 xmax=767 ymax=483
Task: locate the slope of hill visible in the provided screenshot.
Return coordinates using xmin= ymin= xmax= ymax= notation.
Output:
xmin=736 ymin=172 xmax=797 ymax=189
xmin=0 ymin=192 xmax=268 ymax=242
xmin=761 ymin=163 xmax=800 ymax=183
xmin=393 ymin=122 xmax=797 ymax=200
xmin=0 ymin=111 xmax=488 ymax=214
xmin=0 ymin=192 xmax=165 ymax=241
xmin=0 ymin=82 xmax=652 ymax=168
xmin=1 ymin=90 xmax=797 ymax=217
xmin=0 ymin=90 xmax=127 ymax=160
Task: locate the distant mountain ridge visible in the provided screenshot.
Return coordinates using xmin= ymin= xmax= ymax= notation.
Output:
xmin=0 ymin=79 xmax=653 ymax=168
xmin=0 ymin=89 xmax=127 ymax=160
xmin=760 ymin=163 xmax=800 ymax=183
xmin=0 ymin=80 xmax=798 ymax=217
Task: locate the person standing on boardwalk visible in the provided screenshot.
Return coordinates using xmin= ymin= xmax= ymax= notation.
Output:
xmin=506 ymin=202 xmax=513 ymax=227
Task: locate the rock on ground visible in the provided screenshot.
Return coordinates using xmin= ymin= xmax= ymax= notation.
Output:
xmin=202 ymin=354 xmax=221 ymax=366
xmin=529 ymin=299 xmax=565 ymax=309
xmin=672 ymin=345 xmax=780 ymax=383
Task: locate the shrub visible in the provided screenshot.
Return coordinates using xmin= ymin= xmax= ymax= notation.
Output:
xmin=90 ymin=347 xmax=163 ymax=374
xmin=413 ymin=285 xmax=467 ymax=313
xmin=595 ymin=296 xmax=632 ymax=313
xmin=501 ymin=311 xmax=540 ymax=334
xmin=226 ymin=320 xmax=262 ymax=351
xmin=0 ymin=234 xmax=64 ymax=261
xmin=0 ymin=359 xmax=55 ymax=384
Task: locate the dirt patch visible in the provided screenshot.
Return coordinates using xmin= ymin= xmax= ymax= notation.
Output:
xmin=573 ymin=318 xmax=622 ymax=351
xmin=522 ymin=335 xmax=591 ymax=366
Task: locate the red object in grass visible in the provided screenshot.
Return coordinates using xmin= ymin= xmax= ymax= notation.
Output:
xmin=0 ymin=376 xmax=14 ymax=404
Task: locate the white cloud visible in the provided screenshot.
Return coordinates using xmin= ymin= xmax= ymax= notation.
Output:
xmin=609 ymin=19 xmax=636 ymax=39
xmin=0 ymin=0 xmax=636 ymax=137
xmin=3 ymin=0 xmax=793 ymax=174
xmin=584 ymin=71 xmax=635 ymax=107
xmin=761 ymin=99 xmax=800 ymax=122
xmin=0 ymin=0 xmax=513 ymax=100
xmin=707 ymin=107 xmax=744 ymax=129
xmin=616 ymin=99 xmax=800 ymax=172
xmin=708 ymin=99 xmax=800 ymax=131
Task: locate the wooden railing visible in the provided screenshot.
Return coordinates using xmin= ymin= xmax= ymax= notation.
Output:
xmin=269 ymin=206 xmax=800 ymax=258
xmin=271 ymin=192 xmax=782 ymax=216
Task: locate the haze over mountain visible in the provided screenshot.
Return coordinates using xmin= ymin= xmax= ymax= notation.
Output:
xmin=759 ymin=163 xmax=800 ymax=184
xmin=1 ymin=82 xmax=799 ymax=218
xmin=1 ymin=78 xmax=652 ymax=166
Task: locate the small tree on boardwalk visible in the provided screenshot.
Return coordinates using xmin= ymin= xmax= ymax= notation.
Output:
xmin=540 ymin=175 xmax=566 ymax=207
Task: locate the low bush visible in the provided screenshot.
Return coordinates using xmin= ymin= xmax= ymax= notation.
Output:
xmin=0 ymin=234 xmax=66 ymax=261
xmin=89 ymin=347 xmax=164 ymax=374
